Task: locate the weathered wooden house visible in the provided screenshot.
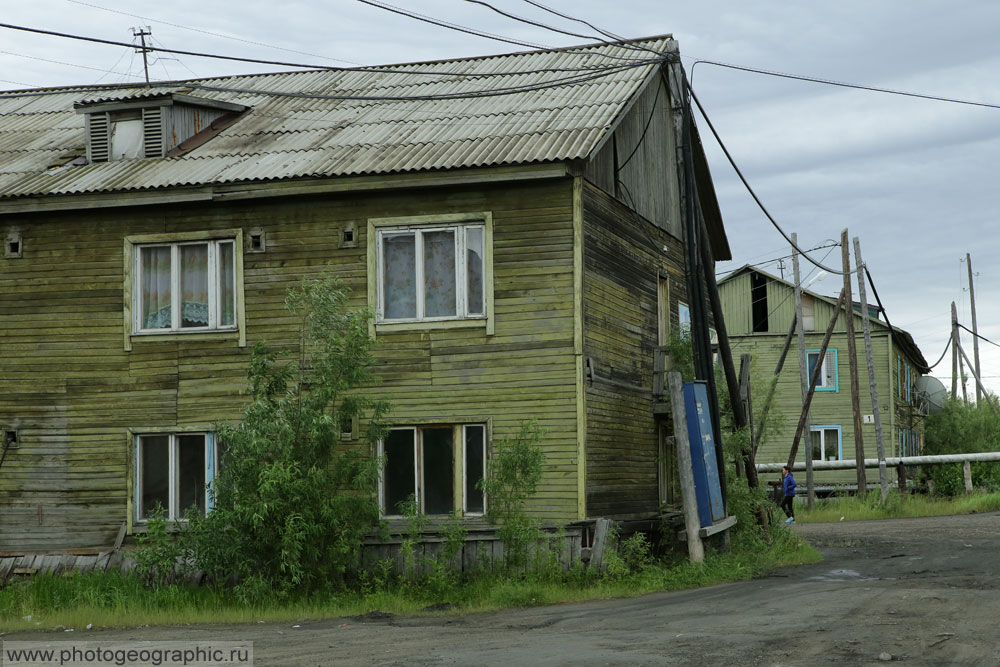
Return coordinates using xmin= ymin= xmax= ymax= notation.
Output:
xmin=718 ymin=266 xmax=929 ymax=486
xmin=0 ymin=36 xmax=730 ymax=552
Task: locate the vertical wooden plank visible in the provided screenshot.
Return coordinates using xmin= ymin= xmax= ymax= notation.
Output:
xmin=573 ymin=176 xmax=587 ymax=521
xmin=589 ymin=518 xmax=611 ymax=572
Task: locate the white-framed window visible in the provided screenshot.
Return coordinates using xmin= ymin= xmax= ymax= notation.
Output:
xmin=379 ymin=424 xmax=487 ymax=517
xmin=810 ymin=425 xmax=841 ymax=461
xmin=134 ymin=432 xmax=216 ymax=522
xmin=134 ymin=239 xmax=236 ymax=333
xmin=806 ymin=348 xmax=838 ymax=392
xmin=678 ymin=302 xmax=691 ymax=337
xmin=376 ymin=223 xmax=485 ymax=323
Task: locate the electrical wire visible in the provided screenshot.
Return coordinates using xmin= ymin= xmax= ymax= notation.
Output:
xmin=685 ymin=81 xmax=861 ymax=277
xmin=959 ymin=324 xmax=1000 ymax=349
xmin=715 ymin=243 xmax=840 ymax=277
xmin=176 ymin=60 xmax=652 ymax=102
xmin=0 ymin=48 xmax=148 ymax=81
xmin=461 ymin=0 xmax=656 ymax=58
xmin=63 ymin=0 xmax=361 ymax=66
xmin=691 ymin=59 xmax=1000 ymax=112
xmin=617 ymin=76 xmax=663 ymax=171
xmin=924 ymin=336 xmax=952 ymax=371
xmin=520 ymin=0 xmax=626 ymax=42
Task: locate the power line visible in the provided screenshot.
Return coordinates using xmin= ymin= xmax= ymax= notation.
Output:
xmin=691 ymin=59 xmax=1000 ymax=112
xmin=356 ymin=0 xmax=551 ymax=50
xmin=520 ymin=0 xmax=626 ymax=42
xmin=959 ymin=323 xmax=1000 ymax=349
xmin=925 ymin=336 xmax=952 ymax=371
xmin=0 ymin=48 xmax=149 ymax=81
xmin=63 ymin=0 xmax=361 ymax=66
xmin=462 ymin=0 xmax=656 ymax=59
xmin=716 ymin=243 xmax=840 ymax=277
xmin=0 ymin=21 xmax=333 ymax=71
xmin=686 ymin=81 xmax=861 ymax=277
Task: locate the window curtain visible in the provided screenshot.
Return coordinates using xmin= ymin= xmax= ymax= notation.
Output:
xmin=141 ymin=247 xmax=171 ymax=329
xmin=466 ymin=228 xmax=484 ymax=315
xmin=180 ymin=244 xmax=209 ymax=327
xmin=383 ymin=234 xmax=416 ymax=319
xmin=423 ymin=230 xmax=456 ymax=317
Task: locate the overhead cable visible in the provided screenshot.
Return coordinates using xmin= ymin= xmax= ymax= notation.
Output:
xmin=63 ymin=0 xmax=360 ymax=66
xmin=959 ymin=323 xmax=1000 ymax=349
xmin=691 ymin=59 xmax=1000 ymax=112
xmin=520 ymin=0 xmax=626 ymax=42
xmin=685 ymin=80 xmax=860 ymax=276
xmin=924 ymin=337 xmax=952 ymax=371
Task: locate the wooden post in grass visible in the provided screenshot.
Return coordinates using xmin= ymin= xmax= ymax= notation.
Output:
xmin=669 ymin=371 xmax=704 ymax=563
xmin=854 ymin=237 xmax=888 ymax=502
xmin=964 ymin=461 xmax=973 ymax=494
xmin=792 ymin=233 xmax=815 ymax=510
xmin=841 ymin=229 xmax=867 ymax=494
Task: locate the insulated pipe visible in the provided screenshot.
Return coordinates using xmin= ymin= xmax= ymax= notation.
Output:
xmin=756 ymin=452 xmax=1000 ymax=472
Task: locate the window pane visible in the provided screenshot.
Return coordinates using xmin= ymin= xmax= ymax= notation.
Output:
xmin=218 ymin=242 xmax=236 ymax=327
xmin=383 ymin=234 xmax=416 ymax=319
xmin=110 ymin=118 xmax=144 ymax=160
xmin=423 ymin=231 xmax=456 ymax=317
xmin=384 ymin=430 xmax=416 ymax=514
xmin=141 ymin=246 xmax=172 ymax=329
xmin=422 ymin=427 xmax=454 ymax=514
xmin=824 ymin=354 xmax=836 ymax=387
xmin=824 ymin=430 xmax=839 ymax=460
xmin=810 ymin=430 xmax=821 ymax=462
xmin=180 ymin=244 xmax=209 ymax=328
xmin=466 ymin=228 xmax=484 ymax=315
xmin=465 ymin=425 xmax=485 ymax=514
xmin=140 ymin=435 xmax=170 ymax=520
xmin=178 ymin=435 xmax=206 ymax=516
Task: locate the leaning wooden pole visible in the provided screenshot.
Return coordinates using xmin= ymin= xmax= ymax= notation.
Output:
xmin=791 ymin=233 xmax=814 ymax=510
xmin=787 ymin=289 xmax=846 ymax=469
xmin=753 ymin=314 xmax=798 ymax=454
xmin=854 ymin=237 xmax=888 ymax=501
xmin=967 ymin=253 xmax=982 ymax=404
xmin=669 ymin=371 xmax=704 ymax=563
xmin=841 ymin=229 xmax=867 ymax=493
xmin=951 ymin=302 xmax=959 ymax=399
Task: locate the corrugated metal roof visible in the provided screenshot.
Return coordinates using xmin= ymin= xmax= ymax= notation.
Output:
xmin=0 ymin=36 xmax=674 ymax=199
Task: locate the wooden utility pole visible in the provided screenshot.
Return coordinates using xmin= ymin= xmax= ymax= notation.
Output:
xmin=951 ymin=302 xmax=959 ymax=399
xmin=841 ymin=229 xmax=866 ymax=493
xmin=791 ymin=233 xmax=814 ymax=509
xmin=753 ymin=315 xmax=798 ymax=454
xmin=788 ymin=289 xmax=846 ymax=468
xmin=668 ymin=372 xmax=704 ymax=563
xmin=967 ymin=253 xmax=982 ymax=403
xmin=854 ymin=237 xmax=888 ymax=501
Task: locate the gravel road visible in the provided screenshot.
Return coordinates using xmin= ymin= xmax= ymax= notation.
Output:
xmin=7 ymin=512 xmax=1000 ymax=666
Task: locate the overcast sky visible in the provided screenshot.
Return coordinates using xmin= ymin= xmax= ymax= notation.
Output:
xmin=4 ymin=0 xmax=999 ymax=398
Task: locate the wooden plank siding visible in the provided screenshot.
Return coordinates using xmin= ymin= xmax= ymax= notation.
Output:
xmin=0 ymin=176 xmax=584 ymax=550
xmin=580 ymin=182 xmax=686 ymax=517
xmin=719 ymin=270 xmax=927 ymax=487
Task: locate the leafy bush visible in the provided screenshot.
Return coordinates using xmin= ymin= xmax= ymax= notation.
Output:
xmin=190 ymin=278 xmax=390 ymax=593
xmin=923 ymin=398 xmax=1000 ymax=495
xmin=131 ymin=505 xmax=182 ymax=589
xmin=479 ymin=419 xmax=546 ymax=572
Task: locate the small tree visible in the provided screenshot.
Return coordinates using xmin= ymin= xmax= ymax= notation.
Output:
xmin=190 ymin=278 xmax=390 ymax=595
xmin=479 ymin=419 xmax=546 ymax=572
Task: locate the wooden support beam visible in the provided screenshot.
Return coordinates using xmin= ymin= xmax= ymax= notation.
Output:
xmin=964 ymin=461 xmax=973 ymax=494
xmin=854 ymin=237 xmax=888 ymax=502
xmin=841 ymin=229 xmax=867 ymax=493
xmin=791 ymin=233 xmax=815 ymax=510
xmin=753 ymin=314 xmax=797 ymax=454
xmin=967 ymin=253 xmax=982 ymax=403
xmin=788 ymin=290 xmax=846 ymax=469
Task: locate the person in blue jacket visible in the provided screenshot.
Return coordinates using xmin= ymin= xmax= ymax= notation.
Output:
xmin=781 ymin=465 xmax=797 ymax=524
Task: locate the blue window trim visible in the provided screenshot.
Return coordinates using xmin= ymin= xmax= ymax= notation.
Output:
xmin=905 ymin=365 xmax=911 ymax=403
xmin=133 ymin=432 xmax=215 ymax=522
xmin=806 ymin=348 xmax=839 ymax=392
xmin=897 ymin=356 xmax=902 ymax=398
xmin=810 ymin=424 xmax=843 ymax=461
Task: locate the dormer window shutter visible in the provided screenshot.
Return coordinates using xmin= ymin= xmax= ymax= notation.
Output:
xmin=142 ymin=107 xmax=164 ymax=158
xmin=88 ymin=112 xmax=109 ymax=163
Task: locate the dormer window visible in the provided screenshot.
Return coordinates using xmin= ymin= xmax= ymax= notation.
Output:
xmin=76 ymin=93 xmax=246 ymax=163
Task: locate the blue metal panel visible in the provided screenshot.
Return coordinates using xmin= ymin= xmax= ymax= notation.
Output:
xmin=683 ymin=381 xmax=726 ymax=527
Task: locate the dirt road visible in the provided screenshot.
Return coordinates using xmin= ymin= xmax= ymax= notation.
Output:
xmin=8 ymin=512 xmax=1000 ymax=666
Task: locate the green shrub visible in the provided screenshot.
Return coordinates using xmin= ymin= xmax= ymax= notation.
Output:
xmin=923 ymin=398 xmax=1000 ymax=495
xmin=479 ymin=419 xmax=546 ymax=572
xmin=189 ymin=278 xmax=390 ymax=593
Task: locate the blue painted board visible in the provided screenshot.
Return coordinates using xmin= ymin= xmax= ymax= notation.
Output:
xmin=683 ymin=381 xmax=726 ymax=527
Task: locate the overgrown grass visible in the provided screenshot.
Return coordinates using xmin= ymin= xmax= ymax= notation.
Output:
xmin=0 ymin=531 xmax=817 ymax=632
xmin=796 ymin=490 xmax=1000 ymax=523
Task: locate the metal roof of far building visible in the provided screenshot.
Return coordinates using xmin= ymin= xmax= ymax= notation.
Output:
xmin=0 ymin=36 xmax=675 ymax=199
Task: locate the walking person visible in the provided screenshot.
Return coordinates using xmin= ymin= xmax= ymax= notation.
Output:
xmin=781 ymin=465 xmax=797 ymax=524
